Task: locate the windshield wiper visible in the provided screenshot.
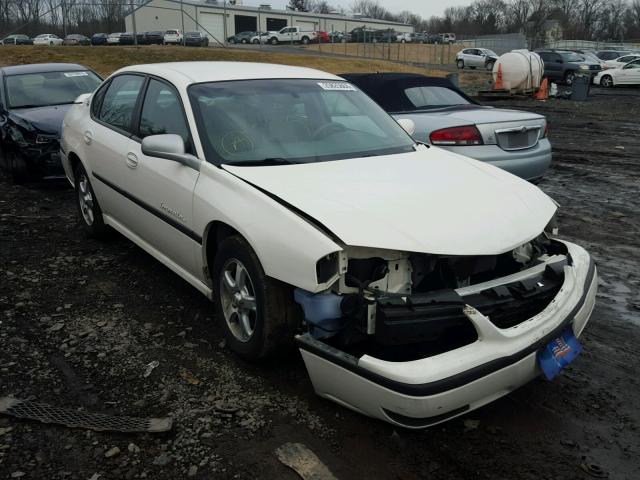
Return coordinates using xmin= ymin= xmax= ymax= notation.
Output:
xmin=224 ymin=157 xmax=299 ymax=167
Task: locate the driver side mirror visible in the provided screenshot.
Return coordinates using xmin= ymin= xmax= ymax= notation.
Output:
xmin=141 ymin=134 xmax=201 ymax=171
xmin=396 ymin=118 xmax=416 ymax=136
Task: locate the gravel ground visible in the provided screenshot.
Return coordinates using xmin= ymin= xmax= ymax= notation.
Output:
xmin=1 ymin=88 xmax=639 ymax=480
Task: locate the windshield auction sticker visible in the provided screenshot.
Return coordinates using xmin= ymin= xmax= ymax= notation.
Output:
xmin=64 ymin=72 xmax=89 ymax=77
xmin=317 ymin=82 xmax=356 ymax=91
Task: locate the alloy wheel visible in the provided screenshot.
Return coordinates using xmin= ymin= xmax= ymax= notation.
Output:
xmin=220 ymin=258 xmax=257 ymax=342
xmin=78 ymin=173 xmax=95 ymax=226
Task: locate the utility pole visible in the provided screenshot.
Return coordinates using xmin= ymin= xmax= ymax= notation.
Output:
xmin=223 ymin=1 xmax=227 ymax=44
xmin=131 ymin=0 xmax=138 ymax=46
xmin=61 ymin=1 xmax=66 ymax=37
xmin=180 ymin=0 xmax=185 ymax=45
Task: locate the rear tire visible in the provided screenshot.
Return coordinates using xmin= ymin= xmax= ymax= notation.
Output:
xmin=74 ymin=164 xmax=108 ymax=238
xmin=301 ymin=36 xmax=310 ymax=45
xmin=241 ymin=38 xmax=248 ymax=44
xmin=213 ymin=235 xmax=299 ymax=361
xmin=270 ymin=37 xmax=278 ymax=45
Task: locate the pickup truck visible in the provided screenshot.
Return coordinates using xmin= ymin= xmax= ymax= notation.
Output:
xmin=265 ymin=26 xmax=317 ymax=45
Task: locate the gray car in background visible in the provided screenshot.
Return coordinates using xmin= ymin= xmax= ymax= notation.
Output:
xmin=341 ymin=73 xmax=551 ymax=182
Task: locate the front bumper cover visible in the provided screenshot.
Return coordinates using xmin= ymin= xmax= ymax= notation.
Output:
xmin=296 ymin=241 xmax=597 ymax=428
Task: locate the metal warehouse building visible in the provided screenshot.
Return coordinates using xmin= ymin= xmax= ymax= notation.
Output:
xmin=125 ymin=0 xmax=413 ymax=45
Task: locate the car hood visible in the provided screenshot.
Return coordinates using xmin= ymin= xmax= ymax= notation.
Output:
xmin=392 ymin=105 xmax=544 ymax=126
xmin=5 ymin=104 xmax=71 ymax=135
xmin=222 ymin=147 xmax=556 ymax=256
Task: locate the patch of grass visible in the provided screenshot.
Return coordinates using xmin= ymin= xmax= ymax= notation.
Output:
xmin=0 ymin=45 xmax=448 ymax=78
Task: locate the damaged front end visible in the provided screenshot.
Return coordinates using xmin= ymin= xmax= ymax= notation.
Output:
xmin=294 ymin=234 xmax=597 ymax=428
xmin=0 ymin=107 xmax=66 ymax=181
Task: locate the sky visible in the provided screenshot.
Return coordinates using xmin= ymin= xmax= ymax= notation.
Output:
xmin=240 ymin=1 xmax=473 ymax=19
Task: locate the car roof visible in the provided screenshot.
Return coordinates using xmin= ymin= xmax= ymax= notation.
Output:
xmin=339 ymin=72 xmax=476 ymax=111
xmin=114 ymin=62 xmax=340 ymax=87
xmin=0 ymin=63 xmax=90 ymax=76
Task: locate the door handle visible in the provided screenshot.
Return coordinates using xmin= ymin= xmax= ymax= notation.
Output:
xmin=126 ymin=152 xmax=139 ymax=169
xmin=83 ymin=131 xmax=93 ymax=145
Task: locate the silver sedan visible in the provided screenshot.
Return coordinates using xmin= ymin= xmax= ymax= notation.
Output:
xmin=341 ymin=73 xmax=551 ymax=182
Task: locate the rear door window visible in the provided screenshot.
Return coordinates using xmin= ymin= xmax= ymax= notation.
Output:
xmin=98 ymin=74 xmax=144 ymax=133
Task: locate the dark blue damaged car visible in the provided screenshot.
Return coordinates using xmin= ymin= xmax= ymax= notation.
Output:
xmin=0 ymin=63 xmax=102 ymax=183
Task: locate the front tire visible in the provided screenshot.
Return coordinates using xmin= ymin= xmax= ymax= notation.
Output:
xmin=564 ymin=71 xmax=576 ymax=85
xmin=486 ymin=60 xmax=495 ymax=71
xmin=213 ymin=236 xmax=299 ymax=361
xmin=74 ymin=164 xmax=108 ymax=238
xmin=456 ymin=59 xmax=464 ymax=69
xmin=600 ymin=75 xmax=613 ymax=87
xmin=241 ymin=38 xmax=248 ymax=44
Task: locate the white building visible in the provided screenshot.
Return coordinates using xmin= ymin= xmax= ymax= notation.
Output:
xmin=125 ymin=0 xmax=413 ymax=45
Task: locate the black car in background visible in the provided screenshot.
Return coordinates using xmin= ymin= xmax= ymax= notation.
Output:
xmin=227 ymin=31 xmax=256 ymax=44
xmin=119 ymin=32 xmax=134 ymax=45
xmin=349 ymin=27 xmax=384 ymax=43
xmin=2 ymin=35 xmax=33 ymax=45
xmin=0 ymin=63 xmax=102 ymax=182
xmin=184 ymin=31 xmax=209 ymax=47
xmin=144 ymin=31 xmax=165 ymax=45
xmin=91 ymin=33 xmax=108 ymax=45
xmin=63 ymin=34 xmax=91 ymax=46
xmin=536 ymin=49 xmax=602 ymax=85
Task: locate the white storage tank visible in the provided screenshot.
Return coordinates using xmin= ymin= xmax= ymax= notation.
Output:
xmin=492 ymin=50 xmax=544 ymax=92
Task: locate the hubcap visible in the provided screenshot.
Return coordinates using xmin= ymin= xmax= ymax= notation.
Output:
xmin=78 ymin=174 xmax=94 ymax=226
xmin=220 ymin=259 xmax=257 ymax=342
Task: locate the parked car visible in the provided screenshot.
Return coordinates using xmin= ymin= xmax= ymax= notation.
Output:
xmin=396 ymin=32 xmax=412 ymax=43
xmin=227 ymin=31 xmax=256 ymax=44
xmin=61 ymin=61 xmax=596 ymax=429
xmin=602 ymin=54 xmax=640 ymax=69
xmin=0 ymin=63 xmax=101 ymax=182
xmin=1 ymin=34 xmax=33 ymax=45
xmin=91 ymin=33 xmax=108 ymax=45
xmin=426 ymin=33 xmax=443 ymax=44
xmin=315 ymin=31 xmax=330 ymax=43
xmin=265 ymin=26 xmax=317 ymax=45
xmin=341 ymin=72 xmax=551 ymax=181
xmin=379 ymin=30 xmax=397 ymax=43
xmin=119 ymin=32 xmax=135 ymax=45
xmin=164 ymin=29 xmax=184 ymax=45
xmin=569 ymin=49 xmax=606 ymax=69
xmin=536 ymin=49 xmax=602 ymax=85
xmin=63 ymin=34 xmax=91 ymax=46
xmin=144 ymin=31 xmax=165 ymax=45
xmin=33 ymin=34 xmax=63 ymax=46
xmin=594 ymin=59 xmax=640 ymax=87
xmin=440 ymin=32 xmax=456 ymax=43
xmin=107 ymin=33 xmax=122 ymax=45
xmin=596 ymin=49 xmax=631 ymax=61
xmin=328 ymin=31 xmax=350 ymax=43
xmin=135 ymin=32 xmax=148 ymax=45
xmin=184 ymin=31 xmax=209 ymax=47
xmin=250 ymin=31 xmax=270 ymax=44
xmin=456 ymin=48 xmax=498 ymax=70
xmin=350 ymin=27 xmax=387 ymax=43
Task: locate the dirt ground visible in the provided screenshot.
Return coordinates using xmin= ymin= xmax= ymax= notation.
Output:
xmin=1 ymin=88 xmax=639 ymax=480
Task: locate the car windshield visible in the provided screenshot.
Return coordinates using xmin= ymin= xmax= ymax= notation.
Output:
xmin=5 ymin=70 xmax=102 ymax=109
xmin=36 ymin=34 xmax=48 ymax=38
xmin=561 ymin=52 xmax=584 ymax=62
xmin=189 ymin=79 xmax=415 ymax=165
xmin=403 ymin=86 xmax=470 ymax=110
xmin=186 ymin=32 xmax=200 ymax=37
xmin=483 ymin=49 xmax=497 ymax=56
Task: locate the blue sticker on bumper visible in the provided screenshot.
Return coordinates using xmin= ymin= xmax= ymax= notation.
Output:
xmin=537 ymin=328 xmax=582 ymax=380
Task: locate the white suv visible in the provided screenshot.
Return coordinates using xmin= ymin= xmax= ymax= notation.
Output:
xmin=61 ymin=62 xmax=596 ymax=429
xmin=163 ymin=29 xmax=183 ymax=45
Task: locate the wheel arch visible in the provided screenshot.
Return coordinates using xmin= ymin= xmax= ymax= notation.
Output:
xmin=202 ymin=220 xmax=242 ymax=285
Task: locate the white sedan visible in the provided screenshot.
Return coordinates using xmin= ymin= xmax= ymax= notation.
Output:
xmin=602 ymin=53 xmax=640 ymax=69
xmin=33 ymin=33 xmax=63 ymax=46
xmin=61 ymin=62 xmax=597 ymax=429
xmin=595 ymin=59 xmax=640 ymax=87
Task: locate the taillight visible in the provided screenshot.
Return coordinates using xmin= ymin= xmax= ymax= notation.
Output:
xmin=429 ymin=125 xmax=483 ymax=146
